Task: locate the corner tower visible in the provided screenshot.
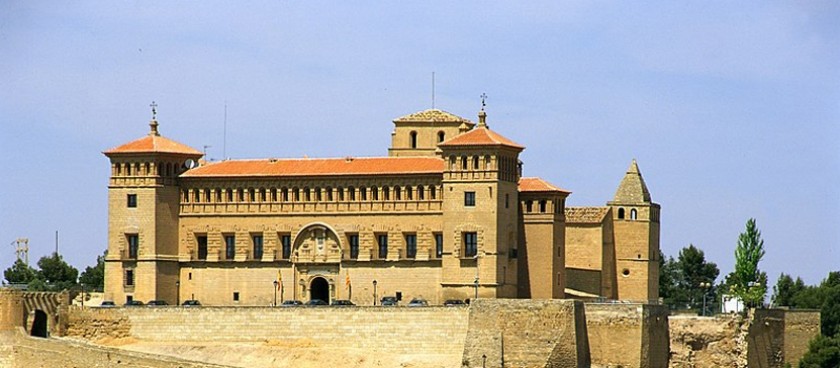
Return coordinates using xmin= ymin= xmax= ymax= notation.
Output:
xmin=607 ymin=159 xmax=660 ymax=302
xmin=103 ymin=108 xmax=202 ymax=304
xmin=437 ymin=108 xmax=523 ymax=299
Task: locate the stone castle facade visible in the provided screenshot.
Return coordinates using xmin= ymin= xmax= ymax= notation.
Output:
xmin=102 ymin=105 xmax=660 ymax=306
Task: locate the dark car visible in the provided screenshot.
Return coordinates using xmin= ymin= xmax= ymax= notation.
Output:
xmin=99 ymin=300 xmax=116 ymax=308
xmin=407 ymin=298 xmax=428 ymax=307
xmin=181 ymin=299 xmax=202 ymax=307
xmin=443 ymin=299 xmax=466 ymax=307
xmin=147 ymin=300 xmax=168 ymax=306
xmin=124 ymin=300 xmax=144 ymax=307
xmin=380 ymin=296 xmax=398 ymax=306
xmin=331 ymin=299 xmax=355 ymax=306
xmin=305 ymin=299 xmax=328 ymax=306
xmin=280 ymin=300 xmax=302 ymax=307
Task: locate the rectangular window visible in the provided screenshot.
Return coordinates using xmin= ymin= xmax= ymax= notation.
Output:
xmin=464 ymin=232 xmax=477 ymax=258
xmin=127 ymin=194 xmax=137 ymax=208
xmin=435 ymin=233 xmax=443 ymax=258
xmin=281 ymin=235 xmax=292 ymax=259
xmin=405 ymin=234 xmax=417 ymax=259
xmin=127 ymin=234 xmax=139 ymax=259
xmin=377 ymin=234 xmax=388 ymax=259
xmin=510 ymin=248 xmax=518 ymax=259
xmin=349 ymin=234 xmax=359 ymax=259
xmin=464 ymin=191 xmax=476 ymax=207
xmin=197 ymin=235 xmax=208 ymax=260
xmin=233 ymin=292 xmax=239 ymax=301
xmin=225 ymin=235 xmax=236 ymax=260
xmin=252 ymin=235 xmax=264 ymax=260
xmin=125 ymin=269 xmax=134 ymax=286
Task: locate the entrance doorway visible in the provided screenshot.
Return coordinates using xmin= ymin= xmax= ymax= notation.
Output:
xmin=310 ymin=277 xmax=330 ymax=303
xmin=30 ymin=310 xmax=48 ymax=338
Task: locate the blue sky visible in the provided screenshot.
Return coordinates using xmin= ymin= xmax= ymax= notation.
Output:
xmin=1 ymin=1 xmax=838 ymax=287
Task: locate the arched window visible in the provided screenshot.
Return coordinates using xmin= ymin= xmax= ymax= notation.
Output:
xmin=485 ymin=155 xmax=491 ymax=170
xmin=249 ymin=188 xmax=256 ymax=202
xmin=449 ymin=156 xmax=456 ymax=171
xmin=183 ymin=189 xmax=190 ymax=203
xmin=194 ymin=189 xmax=201 ymax=203
xmin=270 ymin=188 xmax=277 ymax=202
xmin=204 ymin=188 xmax=211 ymax=203
xmin=314 ymin=187 xmax=321 ymax=201
xmin=260 ymin=188 xmax=266 ymax=202
xmin=525 ymin=200 xmax=533 ymax=213
xmin=349 ymin=186 xmax=356 ymax=201
xmin=372 ymin=186 xmax=379 ymax=201
xmin=618 ymin=208 xmax=625 ymax=219
xmin=145 ymin=162 xmax=150 ymax=176
xmin=360 ymin=186 xmax=367 ymax=201
xmin=417 ymin=185 xmax=424 ymax=200
xmin=383 ymin=186 xmax=390 ymax=200
xmin=539 ymin=200 xmax=547 ymax=213
xmin=115 ymin=163 xmax=122 ymax=176
xmin=304 ymin=187 xmax=311 ymax=202
xmin=406 ymin=186 xmax=412 ymax=200
xmin=238 ymin=189 xmax=245 ymax=202
xmin=429 ymin=185 xmax=436 ymax=199
xmin=126 ymin=163 xmax=132 ymax=175
xmin=394 ymin=186 xmax=401 ymax=200
xmin=410 ymin=131 xmax=418 ymax=149
xmin=630 ymin=208 xmax=638 ymax=220
xmin=326 ymin=187 xmax=333 ymax=201
xmin=215 ymin=188 xmax=222 ymax=202
xmin=461 ymin=156 xmax=468 ymax=170
xmin=438 ymin=131 xmax=445 ymax=143
xmin=226 ymin=189 xmax=233 ymax=202
xmin=337 ymin=187 xmax=344 ymax=201
xmin=473 ymin=156 xmax=479 ymax=170
xmin=292 ymin=187 xmax=300 ymax=202
xmin=281 ymin=187 xmax=289 ymax=202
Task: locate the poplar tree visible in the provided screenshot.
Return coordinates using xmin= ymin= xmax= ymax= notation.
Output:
xmin=727 ymin=218 xmax=767 ymax=307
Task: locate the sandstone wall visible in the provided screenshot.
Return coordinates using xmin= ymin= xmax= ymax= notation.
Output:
xmin=783 ymin=310 xmax=820 ymax=367
xmin=462 ymin=299 xmax=590 ymax=368
xmin=749 ymin=309 xmax=786 ymax=368
xmin=66 ymin=305 xmax=469 ymax=355
xmin=669 ymin=314 xmax=747 ymax=368
xmin=585 ymin=303 xmax=669 ymax=368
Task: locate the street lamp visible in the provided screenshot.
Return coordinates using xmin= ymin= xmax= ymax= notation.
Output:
xmin=699 ymin=282 xmax=711 ymax=316
xmin=175 ymin=280 xmax=180 ymax=306
xmin=372 ymin=280 xmax=378 ymax=306
xmin=273 ymin=280 xmax=279 ymax=307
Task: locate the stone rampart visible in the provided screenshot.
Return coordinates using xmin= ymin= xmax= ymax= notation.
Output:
xmin=585 ymin=303 xmax=669 ymax=368
xmin=782 ymin=310 xmax=820 ymax=367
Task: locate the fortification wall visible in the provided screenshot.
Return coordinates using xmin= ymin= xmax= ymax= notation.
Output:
xmin=66 ymin=305 xmax=469 ymax=355
xmin=749 ymin=309 xmax=786 ymax=368
xmin=669 ymin=314 xmax=747 ymax=368
xmin=585 ymin=303 xmax=669 ymax=368
xmin=783 ymin=310 xmax=820 ymax=367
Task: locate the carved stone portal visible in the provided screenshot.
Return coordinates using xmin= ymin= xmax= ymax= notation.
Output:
xmin=293 ymin=224 xmax=342 ymax=263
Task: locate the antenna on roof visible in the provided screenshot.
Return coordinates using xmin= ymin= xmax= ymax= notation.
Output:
xmin=223 ymin=101 xmax=227 ymax=160
xmin=431 ymin=71 xmax=435 ymax=109
xmin=203 ymin=145 xmax=211 ymax=158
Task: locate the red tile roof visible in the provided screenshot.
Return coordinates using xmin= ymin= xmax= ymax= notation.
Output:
xmin=104 ymin=134 xmax=202 ymax=156
xmin=438 ymin=127 xmax=524 ymax=149
xmin=393 ymin=109 xmax=474 ymax=124
xmin=181 ymin=157 xmax=445 ymax=178
xmin=519 ymin=177 xmax=571 ymax=193
xmin=565 ymin=207 xmax=610 ymax=223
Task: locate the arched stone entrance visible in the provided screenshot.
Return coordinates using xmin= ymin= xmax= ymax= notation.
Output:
xmin=310 ymin=277 xmax=330 ymax=302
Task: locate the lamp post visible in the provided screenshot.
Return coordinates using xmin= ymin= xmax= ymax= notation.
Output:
xmin=699 ymin=282 xmax=711 ymax=316
xmin=273 ymin=280 xmax=279 ymax=307
xmin=175 ymin=280 xmax=180 ymax=306
xmin=372 ymin=279 xmax=378 ymax=306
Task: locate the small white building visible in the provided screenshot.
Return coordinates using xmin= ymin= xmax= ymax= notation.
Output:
xmin=721 ymin=294 xmax=744 ymax=313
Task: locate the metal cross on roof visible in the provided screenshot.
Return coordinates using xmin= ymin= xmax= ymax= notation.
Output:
xmin=150 ymin=101 xmax=158 ymax=120
xmin=480 ymin=93 xmax=488 ymax=110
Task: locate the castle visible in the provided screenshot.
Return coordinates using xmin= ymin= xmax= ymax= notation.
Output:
xmin=102 ymin=104 xmax=660 ymax=306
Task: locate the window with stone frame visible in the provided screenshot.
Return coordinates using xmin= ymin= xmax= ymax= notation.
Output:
xmin=224 ymin=235 xmax=236 ymax=260
xmin=348 ymin=234 xmax=359 ymax=259
xmin=434 ymin=233 xmax=443 ymax=258
xmin=463 ymin=232 xmax=478 ymax=258
xmin=127 ymin=193 xmax=137 ymax=208
xmin=252 ymin=234 xmax=264 ymax=260
xmin=127 ymin=234 xmax=139 ymax=259
xmin=281 ymin=234 xmax=292 ymax=259
xmin=125 ymin=269 xmax=135 ymax=287
xmin=405 ymin=234 xmax=417 ymax=259
xmin=196 ymin=235 xmax=208 ymax=260
xmin=377 ymin=234 xmax=388 ymax=259
xmin=464 ymin=191 xmax=476 ymax=207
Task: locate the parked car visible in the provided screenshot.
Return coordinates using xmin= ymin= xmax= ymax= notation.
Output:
xmin=99 ymin=300 xmax=116 ymax=308
xmin=147 ymin=300 xmax=168 ymax=306
xmin=407 ymin=298 xmax=428 ymax=307
xmin=331 ymin=299 xmax=355 ymax=306
xmin=443 ymin=299 xmax=466 ymax=307
xmin=181 ymin=299 xmax=202 ymax=307
xmin=380 ymin=296 xmax=398 ymax=306
xmin=280 ymin=300 xmax=302 ymax=307
xmin=124 ymin=300 xmax=144 ymax=307
xmin=305 ymin=299 xmax=328 ymax=306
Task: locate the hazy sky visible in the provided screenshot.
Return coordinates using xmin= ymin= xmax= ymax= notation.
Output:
xmin=1 ymin=2 xmax=838 ymax=288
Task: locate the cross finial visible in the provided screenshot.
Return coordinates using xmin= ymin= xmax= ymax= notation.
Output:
xmin=150 ymin=101 xmax=158 ymax=120
xmin=478 ymin=93 xmax=488 ymax=128
xmin=148 ymin=101 xmax=160 ymax=136
xmin=480 ymin=93 xmax=488 ymax=111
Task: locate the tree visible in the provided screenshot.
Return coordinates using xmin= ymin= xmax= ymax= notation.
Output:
xmin=821 ymin=285 xmax=840 ymax=338
xmin=659 ymin=250 xmax=680 ymax=307
xmin=79 ymin=250 xmax=106 ymax=291
xmin=798 ymin=335 xmax=840 ymax=368
xmin=35 ymin=252 xmax=78 ymax=291
xmin=727 ymin=218 xmax=767 ymax=307
xmin=3 ymin=259 xmax=37 ymax=284
xmin=772 ymin=273 xmax=806 ymax=307
xmin=659 ymin=245 xmax=720 ymax=313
